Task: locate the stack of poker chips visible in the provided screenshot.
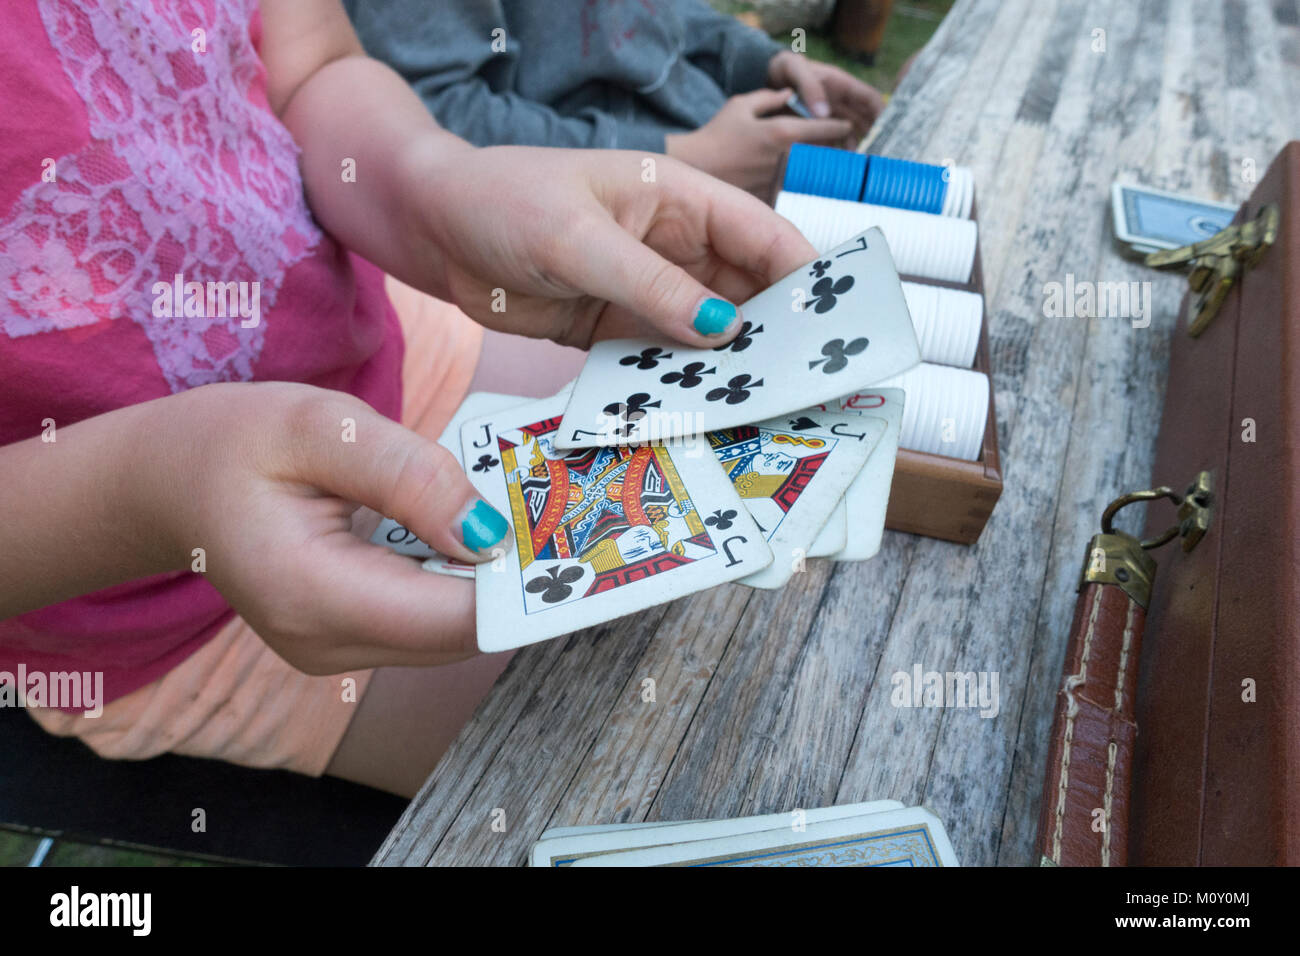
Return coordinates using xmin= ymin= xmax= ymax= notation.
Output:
xmin=782 ymin=144 xmax=974 ymax=217
xmin=775 ymin=144 xmax=990 ymax=462
xmin=775 ymin=192 xmax=978 ymax=284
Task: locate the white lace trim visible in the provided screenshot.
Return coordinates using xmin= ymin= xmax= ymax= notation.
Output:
xmin=0 ymin=0 xmax=322 ymax=390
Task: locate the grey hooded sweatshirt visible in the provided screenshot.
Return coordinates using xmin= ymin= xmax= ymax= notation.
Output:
xmin=345 ymin=0 xmax=785 ymax=153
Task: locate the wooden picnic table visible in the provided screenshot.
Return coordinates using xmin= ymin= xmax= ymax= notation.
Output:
xmin=373 ymin=0 xmax=1299 ymax=866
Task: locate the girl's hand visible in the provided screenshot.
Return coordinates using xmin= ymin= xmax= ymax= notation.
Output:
xmin=399 ymin=144 xmax=817 ymax=349
xmin=145 ymin=382 xmax=501 ymax=674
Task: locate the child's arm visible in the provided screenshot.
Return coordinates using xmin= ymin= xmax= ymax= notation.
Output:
xmin=674 ymin=0 xmax=787 ymax=94
xmin=346 ymin=0 xmax=664 ymax=153
xmin=258 ymin=0 xmax=817 ymax=349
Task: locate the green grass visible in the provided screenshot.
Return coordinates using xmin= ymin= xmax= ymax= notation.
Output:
xmin=715 ymin=0 xmax=955 ymax=93
xmin=43 ymin=842 xmax=209 ymax=867
xmin=0 ymin=827 xmax=216 ymax=867
xmin=0 ymin=829 xmax=42 ymax=867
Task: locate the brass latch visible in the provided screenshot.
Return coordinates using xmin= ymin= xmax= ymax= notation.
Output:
xmin=1078 ymin=471 xmax=1214 ymax=608
xmin=1145 ymin=205 xmax=1278 ymax=337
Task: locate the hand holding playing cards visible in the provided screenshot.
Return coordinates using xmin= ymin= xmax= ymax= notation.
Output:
xmin=144 ymin=383 xmax=498 ymax=673
xmin=404 ymin=144 xmax=817 ymax=347
xmin=767 ymin=51 xmax=885 ymax=141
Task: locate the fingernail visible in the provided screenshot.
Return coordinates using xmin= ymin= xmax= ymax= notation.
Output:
xmin=461 ymin=498 xmax=509 ymax=554
xmin=693 ymin=297 xmax=738 ymax=336
xmin=813 ymin=101 xmax=831 ymax=118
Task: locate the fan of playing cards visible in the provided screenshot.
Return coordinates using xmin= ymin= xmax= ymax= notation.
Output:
xmin=528 ymin=801 xmax=959 ymax=867
xmin=373 ymin=228 xmax=923 ymax=652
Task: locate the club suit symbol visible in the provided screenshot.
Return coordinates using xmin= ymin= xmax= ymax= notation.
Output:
xmin=525 ymin=565 xmax=585 ymax=603
xmin=660 ymin=361 xmax=716 ymax=388
xmin=705 ymin=373 xmax=763 ymax=405
xmin=472 ymin=453 xmax=500 ymax=472
xmin=705 ymin=508 xmax=738 ymax=530
xmin=602 ymin=392 xmax=661 ymax=437
xmin=712 ymin=320 xmax=763 ymax=352
xmin=809 ymin=259 xmax=833 ymax=278
xmin=619 ymin=346 xmax=673 ymax=369
xmin=808 ymin=275 xmax=855 ymax=313
xmin=808 ymin=337 xmax=868 ymax=374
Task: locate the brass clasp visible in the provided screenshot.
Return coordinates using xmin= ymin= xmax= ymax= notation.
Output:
xmin=1079 ymin=472 xmax=1214 ymax=608
xmin=1145 ymin=205 xmax=1278 ymax=337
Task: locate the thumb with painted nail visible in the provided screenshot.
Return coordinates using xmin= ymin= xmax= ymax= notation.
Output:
xmin=287 ymin=396 xmax=514 ymax=566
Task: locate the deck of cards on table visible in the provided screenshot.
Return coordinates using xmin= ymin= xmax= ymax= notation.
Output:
xmin=1110 ymin=181 xmax=1238 ymax=256
xmin=369 ymin=228 xmax=922 ymax=652
xmin=530 ymin=803 xmax=959 ymax=867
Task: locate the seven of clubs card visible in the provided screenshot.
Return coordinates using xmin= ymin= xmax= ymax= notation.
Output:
xmin=556 ymin=228 xmax=921 ymax=448
xmin=461 ymin=394 xmax=772 ymax=652
xmin=708 ymin=410 xmax=885 ymax=589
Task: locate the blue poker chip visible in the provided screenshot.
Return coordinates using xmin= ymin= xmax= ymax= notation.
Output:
xmin=783 ymin=144 xmax=868 ymax=202
xmin=862 ymin=155 xmax=948 ymax=215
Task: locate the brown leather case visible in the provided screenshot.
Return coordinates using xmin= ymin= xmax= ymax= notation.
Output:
xmin=1130 ymin=142 xmax=1300 ymax=865
xmin=1037 ymin=583 xmax=1145 ymax=866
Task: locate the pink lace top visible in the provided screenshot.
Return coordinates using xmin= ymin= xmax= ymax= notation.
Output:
xmin=0 ymin=0 xmax=404 ymax=708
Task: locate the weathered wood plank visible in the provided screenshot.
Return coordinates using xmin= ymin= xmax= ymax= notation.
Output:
xmin=420 ymin=605 xmax=687 ymax=866
xmin=542 ymin=583 xmax=761 ymax=828
xmin=1274 ymin=0 xmax=1300 ymax=125
xmin=996 ymin=0 xmax=1186 ymax=865
xmin=647 ymin=561 xmax=839 ymax=820
xmin=370 ymin=635 xmax=571 ymax=866
xmin=866 ymin=0 xmax=1003 ymax=157
xmin=735 ymin=535 xmax=918 ymax=816
xmin=375 ymin=605 xmax=675 ymax=866
xmin=942 ymin=1 xmax=1062 ymax=305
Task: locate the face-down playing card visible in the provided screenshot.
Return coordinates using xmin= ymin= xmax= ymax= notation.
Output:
xmin=530 ymin=800 xmax=906 ymax=866
xmin=568 ymin=805 xmax=959 ymax=867
xmin=555 ymin=228 xmax=921 ymax=449
xmin=708 ymin=410 xmax=885 ymax=589
xmin=462 ymin=395 xmax=773 ymax=652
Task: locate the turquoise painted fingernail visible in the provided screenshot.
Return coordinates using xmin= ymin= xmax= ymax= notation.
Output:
xmin=693 ymin=297 xmax=738 ymax=336
xmin=461 ymin=499 xmax=508 ymax=553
